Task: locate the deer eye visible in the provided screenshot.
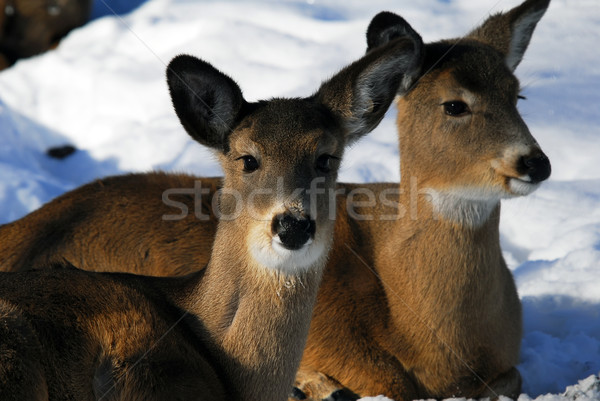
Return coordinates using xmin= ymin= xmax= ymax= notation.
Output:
xmin=442 ymin=101 xmax=470 ymax=117
xmin=316 ymin=154 xmax=338 ymax=174
xmin=237 ymin=155 xmax=259 ymax=172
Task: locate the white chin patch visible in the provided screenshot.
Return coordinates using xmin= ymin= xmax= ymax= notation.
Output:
xmin=429 ymin=187 xmax=502 ymax=228
xmin=429 ymin=179 xmax=541 ymax=227
xmin=509 ymin=177 xmax=540 ymax=196
xmin=250 ymin=233 xmax=326 ymax=275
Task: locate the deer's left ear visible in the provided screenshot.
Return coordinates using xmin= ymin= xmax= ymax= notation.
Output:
xmin=467 ymin=0 xmax=550 ymax=71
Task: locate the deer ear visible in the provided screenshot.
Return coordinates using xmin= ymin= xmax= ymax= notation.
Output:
xmin=366 ymin=11 xmax=423 ymax=94
xmin=315 ymin=36 xmax=423 ymax=145
xmin=167 ymin=55 xmax=246 ymax=152
xmin=366 ymin=12 xmax=420 ymax=53
xmin=467 ymin=0 xmax=550 ymax=71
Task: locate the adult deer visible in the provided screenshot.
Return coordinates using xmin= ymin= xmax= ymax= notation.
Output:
xmin=0 ymin=38 xmax=419 ymax=401
xmin=298 ymin=0 xmax=551 ymax=399
xmin=0 ymin=0 xmax=552 ymax=399
xmin=0 ymin=0 xmax=93 ymax=69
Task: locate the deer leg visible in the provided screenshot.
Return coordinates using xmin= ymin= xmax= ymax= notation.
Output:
xmin=480 ymin=367 xmax=522 ymax=400
xmin=290 ymin=369 xmax=358 ymax=401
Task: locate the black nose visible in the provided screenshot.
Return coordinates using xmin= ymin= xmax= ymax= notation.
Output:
xmin=518 ymin=152 xmax=551 ymax=183
xmin=272 ymin=213 xmax=316 ymax=250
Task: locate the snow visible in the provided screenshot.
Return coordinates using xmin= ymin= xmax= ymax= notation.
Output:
xmin=0 ymin=0 xmax=599 ymax=399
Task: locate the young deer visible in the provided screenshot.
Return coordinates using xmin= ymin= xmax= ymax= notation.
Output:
xmin=297 ymin=1 xmax=551 ymax=399
xmin=0 ymin=0 xmax=93 ymax=69
xmin=0 ymin=38 xmax=420 ymax=401
xmin=0 ymin=0 xmax=551 ymax=399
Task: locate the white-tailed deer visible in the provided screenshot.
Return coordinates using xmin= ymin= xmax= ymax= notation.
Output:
xmin=0 ymin=38 xmax=420 ymax=401
xmin=299 ymin=1 xmax=551 ymax=399
xmin=0 ymin=0 xmax=93 ymax=69
xmin=0 ymin=0 xmax=552 ymax=399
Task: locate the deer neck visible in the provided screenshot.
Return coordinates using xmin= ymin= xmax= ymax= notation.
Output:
xmin=375 ymin=171 xmax=507 ymax=311
xmin=426 ymin=187 xmax=501 ymax=228
xmin=370 ymin=172 xmax=521 ymax=377
xmin=393 ymin=170 xmax=504 ymax=262
xmin=176 ymin=223 xmax=325 ymax=401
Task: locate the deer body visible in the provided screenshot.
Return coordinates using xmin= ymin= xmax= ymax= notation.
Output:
xmin=0 ymin=269 xmax=227 ymax=400
xmin=0 ymin=39 xmax=419 ymax=400
xmin=0 ymin=1 xmax=552 ymax=399
xmin=0 ymin=173 xmax=220 ymax=276
xmin=303 ymin=190 xmax=522 ymax=398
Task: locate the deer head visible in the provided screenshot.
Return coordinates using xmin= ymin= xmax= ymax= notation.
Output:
xmin=367 ymin=0 xmax=551 ymax=227
xmin=166 ymin=34 xmax=423 ymax=275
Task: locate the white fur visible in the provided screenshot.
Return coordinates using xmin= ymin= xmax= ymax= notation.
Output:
xmin=508 ymin=177 xmax=540 ymax=196
xmin=246 ymin=205 xmax=328 ymax=275
xmin=250 ymin=230 xmax=326 ymax=275
xmin=429 ymin=175 xmax=541 ymax=227
xmin=428 ymin=187 xmax=501 ymax=228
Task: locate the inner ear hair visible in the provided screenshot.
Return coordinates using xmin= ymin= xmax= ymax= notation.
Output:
xmin=466 ymin=0 xmax=551 ymax=71
xmin=167 ymin=55 xmax=246 ymax=152
xmin=314 ymin=36 xmax=423 ymax=144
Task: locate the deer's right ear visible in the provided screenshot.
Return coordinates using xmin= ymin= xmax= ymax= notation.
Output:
xmin=167 ymin=55 xmax=245 ymax=152
xmin=315 ymin=35 xmax=423 ymax=145
xmin=366 ymin=12 xmax=420 ymax=53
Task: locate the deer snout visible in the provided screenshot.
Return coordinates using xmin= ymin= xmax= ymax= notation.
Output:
xmin=272 ymin=213 xmax=316 ymax=251
xmin=517 ymin=151 xmax=551 ymax=183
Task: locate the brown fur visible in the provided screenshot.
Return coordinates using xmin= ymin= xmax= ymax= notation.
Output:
xmin=299 ymin=2 xmax=551 ymax=399
xmin=0 ymin=1 xmax=553 ymax=399
xmin=0 ymin=0 xmax=92 ymax=69
xmin=0 ymin=172 xmax=219 ymax=276
xmin=0 ymin=38 xmax=420 ymax=400
xmin=1 ymin=1 xmax=552 ymax=399
xmin=293 ymin=370 xmax=358 ymax=401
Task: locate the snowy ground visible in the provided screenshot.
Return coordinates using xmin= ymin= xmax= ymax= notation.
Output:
xmin=0 ymin=0 xmax=598 ymax=399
